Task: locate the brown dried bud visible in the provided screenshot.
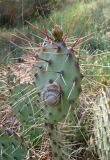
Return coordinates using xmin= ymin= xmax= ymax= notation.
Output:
xmin=52 ymin=25 xmax=63 ymax=41
xmin=41 ymin=82 xmax=60 ymax=106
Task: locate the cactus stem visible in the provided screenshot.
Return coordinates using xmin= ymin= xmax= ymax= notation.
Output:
xmin=45 ymin=123 xmax=67 ymax=160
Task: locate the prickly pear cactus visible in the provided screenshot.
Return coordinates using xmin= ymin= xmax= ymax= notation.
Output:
xmin=34 ymin=25 xmax=83 ymax=159
xmin=0 ymin=126 xmax=27 ymax=160
xmin=9 ymin=83 xmax=43 ymax=147
xmin=93 ymin=86 xmax=110 ymax=160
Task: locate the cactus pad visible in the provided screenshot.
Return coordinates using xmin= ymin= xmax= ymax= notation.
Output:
xmin=9 ymin=83 xmax=43 ymax=146
xmin=35 ymin=40 xmax=82 ymax=124
xmin=93 ymin=86 xmax=110 ymax=160
xmin=34 ymin=25 xmax=83 ymax=159
xmin=0 ymin=126 xmax=27 ymax=160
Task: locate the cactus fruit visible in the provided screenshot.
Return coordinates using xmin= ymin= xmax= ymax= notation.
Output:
xmin=0 ymin=126 xmax=27 ymax=160
xmin=93 ymin=86 xmax=110 ymax=160
xmin=34 ymin=25 xmax=83 ymax=159
xmin=9 ymin=83 xmax=43 ymax=147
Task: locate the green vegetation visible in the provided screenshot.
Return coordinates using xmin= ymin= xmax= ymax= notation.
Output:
xmin=0 ymin=0 xmax=110 ymax=160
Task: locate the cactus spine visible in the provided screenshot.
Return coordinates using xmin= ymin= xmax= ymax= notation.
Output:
xmin=34 ymin=25 xmax=83 ymax=159
xmin=93 ymin=86 xmax=110 ymax=160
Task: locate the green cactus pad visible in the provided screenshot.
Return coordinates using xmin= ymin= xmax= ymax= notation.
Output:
xmin=9 ymin=83 xmax=43 ymax=146
xmin=35 ymin=42 xmax=82 ymax=124
xmin=93 ymin=87 xmax=110 ymax=160
xmin=34 ymin=24 xmax=83 ymax=159
xmin=0 ymin=127 xmax=27 ymax=160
